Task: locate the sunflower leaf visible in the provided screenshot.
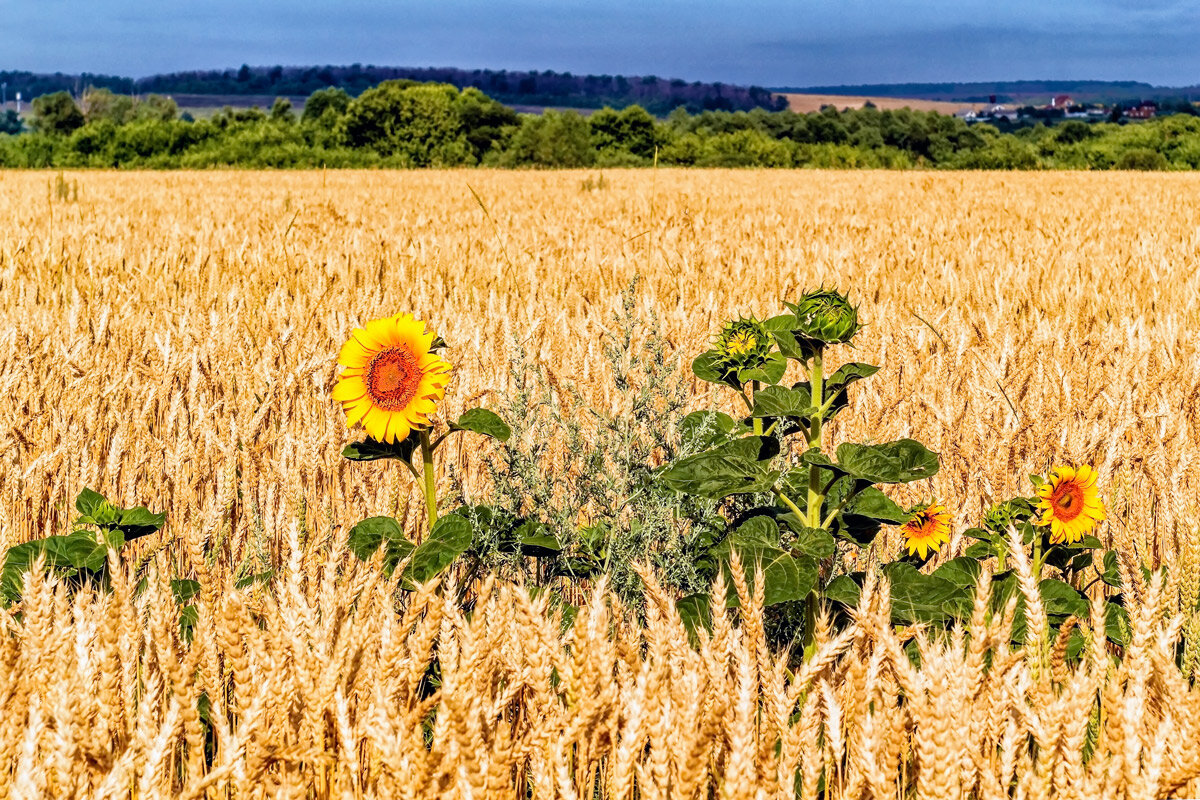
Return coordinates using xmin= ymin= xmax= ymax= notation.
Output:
xmin=342 ymin=433 xmax=420 ymax=462
xmin=450 ymin=408 xmax=511 ymax=442
xmin=835 ymin=439 xmax=940 ymax=484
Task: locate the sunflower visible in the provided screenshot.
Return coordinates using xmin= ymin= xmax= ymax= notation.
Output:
xmin=333 ymin=313 xmax=452 ymax=444
xmin=901 ymin=503 xmax=951 ymax=559
xmin=1036 ymin=464 xmax=1106 ymax=544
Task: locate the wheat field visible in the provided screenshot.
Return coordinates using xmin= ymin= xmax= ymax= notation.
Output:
xmin=1 ymin=169 xmax=1200 ymax=797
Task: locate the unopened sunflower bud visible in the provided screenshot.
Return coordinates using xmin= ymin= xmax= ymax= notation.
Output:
xmin=789 ymin=288 xmax=861 ymax=344
xmin=713 ymin=317 xmax=772 ymax=374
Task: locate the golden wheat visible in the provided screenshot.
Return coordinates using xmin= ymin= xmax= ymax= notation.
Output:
xmin=1 ymin=168 xmax=1199 ymax=796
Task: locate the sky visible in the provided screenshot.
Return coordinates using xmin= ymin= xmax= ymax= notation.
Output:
xmin=3 ymin=0 xmax=1200 ymax=88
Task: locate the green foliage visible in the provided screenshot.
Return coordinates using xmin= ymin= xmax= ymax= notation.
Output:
xmin=7 ymin=79 xmax=1200 ymax=170
xmin=30 ymin=91 xmax=84 ymax=136
xmin=1 ymin=487 xmax=166 ymax=603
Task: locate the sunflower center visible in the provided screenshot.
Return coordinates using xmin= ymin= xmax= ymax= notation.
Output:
xmin=1051 ymin=483 xmax=1084 ymax=522
xmin=366 ymin=347 xmax=421 ymax=411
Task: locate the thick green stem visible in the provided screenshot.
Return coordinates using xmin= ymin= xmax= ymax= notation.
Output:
xmin=419 ymin=429 xmax=438 ymax=531
xmin=751 ymin=380 xmax=763 ymax=436
xmin=806 ymin=351 xmax=825 ymax=528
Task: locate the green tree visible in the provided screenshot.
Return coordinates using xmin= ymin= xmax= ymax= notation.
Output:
xmin=82 ymin=88 xmax=135 ymax=125
xmin=589 ymin=105 xmax=659 ymax=160
xmin=30 ymin=92 xmax=85 ymax=136
xmin=500 ymin=111 xmax=595 ymax=167
xmin=0 ymin=109 xmax=21 ymax=135
xmin=301 ymin=87 xmax=351 ymax=124
xmin=270 ymin=97 xmax=296 ymax=124
xmin=342 ymin=81 xmax=473 ymax=165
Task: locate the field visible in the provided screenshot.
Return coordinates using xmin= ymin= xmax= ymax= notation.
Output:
xmin=1 ymin=169 xmax=1200 ymax=797
xmin=781 ymin=93 xmax=979 ymax=113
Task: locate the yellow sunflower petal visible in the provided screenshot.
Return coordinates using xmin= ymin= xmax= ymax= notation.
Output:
xmin=332 ymin=376 xmax=368 ymax=402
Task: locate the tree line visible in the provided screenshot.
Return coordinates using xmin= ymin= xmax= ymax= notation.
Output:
xmin=4 ymin=80 xmax=1200 ymax=169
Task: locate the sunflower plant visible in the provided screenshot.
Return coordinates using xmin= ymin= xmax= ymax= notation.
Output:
xmin=662 ymin=288 xmax=945 ymax=652
xmin=335 ymin=312 xmax=559 ymax=589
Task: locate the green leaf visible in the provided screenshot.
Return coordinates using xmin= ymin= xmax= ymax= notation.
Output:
xmin=342 ymin=431 xmax=420 ymax=462
xmin=660 ymin=436 xmax=781 ymax=499
xmin=824 ymin=362 xmax=880 ymax=397
xmin=843 ymin=487 xmax=909 ymax=524
xmin=513 ymin=520 xmax=562 ymax=557
xmin=1101 ymin=551 xmax=1122 ymax=588
xmin=882 ymin=562 xmax=968 ymax=624
xmin=1039 ymin=579 xmax=1089 ymax=619
xmin=677 ymin=593 xmax=713 ymax=641
xmin=678 ymin=410 xmax=737 ymax=451
xmin=75 ymin=487 xmax=106 ymax=517
xmin=116 ymin=506 xmax=166 ymax=539
xmin=1105 ymin=602 xmax=1131 ymax=647
xmin=750 ymin=384 xmax=813 ymax=419
xmin=347 ymin=516 xmax=414 ymax=572
xmin=171 ymin=578 xmax=202 ymax=604
xmin=737 ymin=352 xmax=788 ymax=385
xmin=450 ymin=408 xmax=512 ymax=442
xmin=825 ymin=574 xmax=863 ymax=608
xmin=836 ymin=439 xmax=940 ymax=484
xmin=402 ymin=515 xmax=473 ymax=586
xmin=932 ymin=557 xmax=982 ymax=590
xmin=691 ymin=351 xmax=724 ymax=383
xmin=712 ymin=519 xmax=818 ymax=607
xmin=778 ymin=516 xmax=837 ymax=559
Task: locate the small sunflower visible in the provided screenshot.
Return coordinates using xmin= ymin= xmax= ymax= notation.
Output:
xmin=334 ymin=313 xmax=452 ymax=444
xmin=901 ymin=503 xmax=951 ymax=559
xmin=1036 ymin=465 xmax=1106 ymax=544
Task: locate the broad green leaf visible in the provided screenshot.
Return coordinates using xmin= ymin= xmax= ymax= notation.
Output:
xmin=836 ymin=439 xmax=940 ymax=484
xmin=403 ymin=515 xmax=473 ymax=586
xmin=660 ymin=436 xmax=781 ymax=499
xmin=116 ymin=506 xmax=166 ymax=539
xmin=750 ymin=384 xmax=814 ymax=419
xmin=824 ymin=362 xmax=880 ymax=399
xmin=732 ymin=516 xmax=779 ymax=546
xmin=450 ymin=408 xmax=512 ymax=442
xmin=678 ymin=410 xmax=737 ymax=451
xmin=737 ymin=352 xmax=788 ymax=385
xmin=1101 ymin=551 xmax=1122 ymax=588
xmin=882 ymin=562 xmax=968 ymax=624
xmin=75 ymin=487 xmax=106 ymax=517
xmin=843 ymin=487 xmax=909 ymax=524
xmin=713 ymin=520 xmax=818 ymax=607
xmin=1105 ymin=602 xmax=1131 ymax=647
xmin=825 ymin=574 xmax=863 ymax=608
xmin=347 ymin=516 xmax=414 ymax=571
xmin=513 ymin=520 xmax=562 ymax=557
xmin=778 ymin=516 xmax=837 ymax=559
xmin=171 ymin=578 xmax=202 ymax=604
xmin=677 ymin=593 xmax=713 ymax=641
xmin=342 ymin=432 xmax=420 ymax=462
xmin=1039 ymin=579 xmax=1089 ymax=619
xmin=932 ymin=557 xmax=982 ymax=591
xmin=691 ymin=351 xmax=724 ymax=383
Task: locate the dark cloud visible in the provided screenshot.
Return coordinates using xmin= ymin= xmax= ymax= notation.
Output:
xmin=2 ymin=1 xmax=1198 ymax=87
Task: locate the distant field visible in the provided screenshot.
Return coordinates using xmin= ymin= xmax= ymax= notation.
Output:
xmin=782 ymin=93 xmax=981 ymax=113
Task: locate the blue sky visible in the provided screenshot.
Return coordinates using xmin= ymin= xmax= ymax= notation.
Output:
xmin=3 ymin=0 xmax=1199 ymax=87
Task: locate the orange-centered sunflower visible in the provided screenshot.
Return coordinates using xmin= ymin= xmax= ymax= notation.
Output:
xmin=333 ymin=313 xmax=451 ymax=444
xmin=901 ymin=503 xmax=951 ymax=559
xmin=1036 ymin=464 xmax=1106 ymax=544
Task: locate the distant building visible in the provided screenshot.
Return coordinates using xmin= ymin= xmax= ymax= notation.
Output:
xmin=1050 ymin=94 xmax=1073 ymax=109
xmin=1126 ymin=101 xmax=1158 ymax=120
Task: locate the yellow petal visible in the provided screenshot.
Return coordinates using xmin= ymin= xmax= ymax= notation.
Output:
xmin=338 ymin=337 xmax=373 ymax=368
xmin=332 ymin=376 xmax=368 ymax=402
xmin=345 ymin=399 xmax=371 ymax=427
xmin=385 ymin=413 xmax=412 ymax=445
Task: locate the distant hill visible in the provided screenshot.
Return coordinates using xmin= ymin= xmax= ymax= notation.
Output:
xmin=775 ymin=80 xmax=1200 ymax=105
xmin=1 ymin=65 xmax=787 ymax=115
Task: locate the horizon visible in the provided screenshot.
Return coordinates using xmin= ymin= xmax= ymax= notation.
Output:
xmin=4 ymin=1 xmax=1200 ymax=90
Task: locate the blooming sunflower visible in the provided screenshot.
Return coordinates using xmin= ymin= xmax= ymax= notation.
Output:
xmin=334 ymin=313 xmax=451 ymax=444
xmin=901 ymin=503 xmax=951 ymax=559
xmin=1036 ymin=465 xmax=1106 ymax=544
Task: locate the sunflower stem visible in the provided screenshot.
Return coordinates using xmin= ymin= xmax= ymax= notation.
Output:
xmin=419 ymin=429 xmax=438 ymax=531
xmin=751 ymin=381 xmax=763 ymax=436
xmin=806 ymin=351 xmax=825 ymax=529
